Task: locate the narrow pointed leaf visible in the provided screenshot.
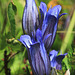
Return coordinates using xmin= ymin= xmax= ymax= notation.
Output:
xmin=8 ymin=2 xmax=16 ymax=37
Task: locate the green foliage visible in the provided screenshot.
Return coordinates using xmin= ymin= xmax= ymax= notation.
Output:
xmin=52 ymin=34 xmax=62 ymax=50
xmin=0 ymin=35 xmax=7 ymax=50
xmin=8 ymin=2 xmax=16 ymax=37
xmin=12 ymin=3 xmax=17 ymax=15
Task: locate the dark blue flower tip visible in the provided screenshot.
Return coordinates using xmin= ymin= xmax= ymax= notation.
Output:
xmin=49 ymin=50 xmax=67 ymax=70
xmin=22 ymin=0 xmax=39 ymax=36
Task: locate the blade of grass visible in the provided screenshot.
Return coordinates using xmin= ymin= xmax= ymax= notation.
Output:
xmin=60 ymin=10 xmax=75 ymax=54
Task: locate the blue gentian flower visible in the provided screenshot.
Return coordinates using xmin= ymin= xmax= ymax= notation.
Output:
xmin=22 ymin=0 xmax=66 ymax=52
xmin=22 ymin=0 xmax=39 ymax=36
xmin=49 ymin=50 xmax=67 ymax=70
xmin=19 ymin=0 xmax=67 ymax=74
xmin=39 ymin=2 xmax=67 ymax=52
xmin=18 ymin=33 xmax=51 ymax=75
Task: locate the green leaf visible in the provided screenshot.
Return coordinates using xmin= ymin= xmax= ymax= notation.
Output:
xmin=12 ymin=3 xmax=17 ymax=15
xmin=63 ymin=57 xmax=71 ymax=69
xmin=52 ymin=34 xmax=62 ymax=50
xmin=8 ymin=2 xmax=17 ymax=37
xmin=10 ymin=52 xmax=25 ymax=75
xmin=0 ymin=35 xmax=7 ymax=50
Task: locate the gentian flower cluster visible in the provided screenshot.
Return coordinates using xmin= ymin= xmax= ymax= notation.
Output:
xmin=18 ymin=0 xmax=67 ymax=75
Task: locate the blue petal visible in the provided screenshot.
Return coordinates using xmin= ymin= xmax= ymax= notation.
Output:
xmin=42 ymin=14 xmax=56 ymax=36
xmin=48 ymin=5 xmax=61 ymax=18
xmin=36 ymin=29 xmax=42 ymax=42
xmin=56 ymin=53 xmax=68 ymax=63
xmin=49 ymin=50 xmax=58 ymax=56
xmin=18 ymin=35 xmax=32 ymax=48
xmin=58 ymin=13 xmax=67 ymax=18
xmin=22 ymin=0 xmax=39 ymax=35
xmin=42 ymin=14 xmax=57 ymax=51
xmin=29 ymin=42 xmax=51 ymax=75
xmin=49 ymin=50 xmax=65 ymax=70
xmin=56 ymin=55 xmax=65 ymax=62
xmin=50 ymin=57 xmax=57 ymax=68
xmin=56 ymin=62 xmax=62 ymax=70
xmin=40 ymin=43 xmax=51 ymax=74
xmin=50 ymin=52 xmax=68 ymax=70
xmin=39 ymin=2 xmax=47 ymax=17
xmin=39 ymin=2 xmax=47 ymax=29
xmin=43 ymin=33 xmax=52 ymax=43
xmin=49 ymin=50 xmax=58 ymax=61
xmin=55 ymin=55 xmax=65 ymax=70
xmin=30 ymin=43 xmax=43 ymax=75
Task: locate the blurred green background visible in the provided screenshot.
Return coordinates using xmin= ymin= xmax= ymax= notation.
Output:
xmin=0 ymin=0 xmax=75 ymax=75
